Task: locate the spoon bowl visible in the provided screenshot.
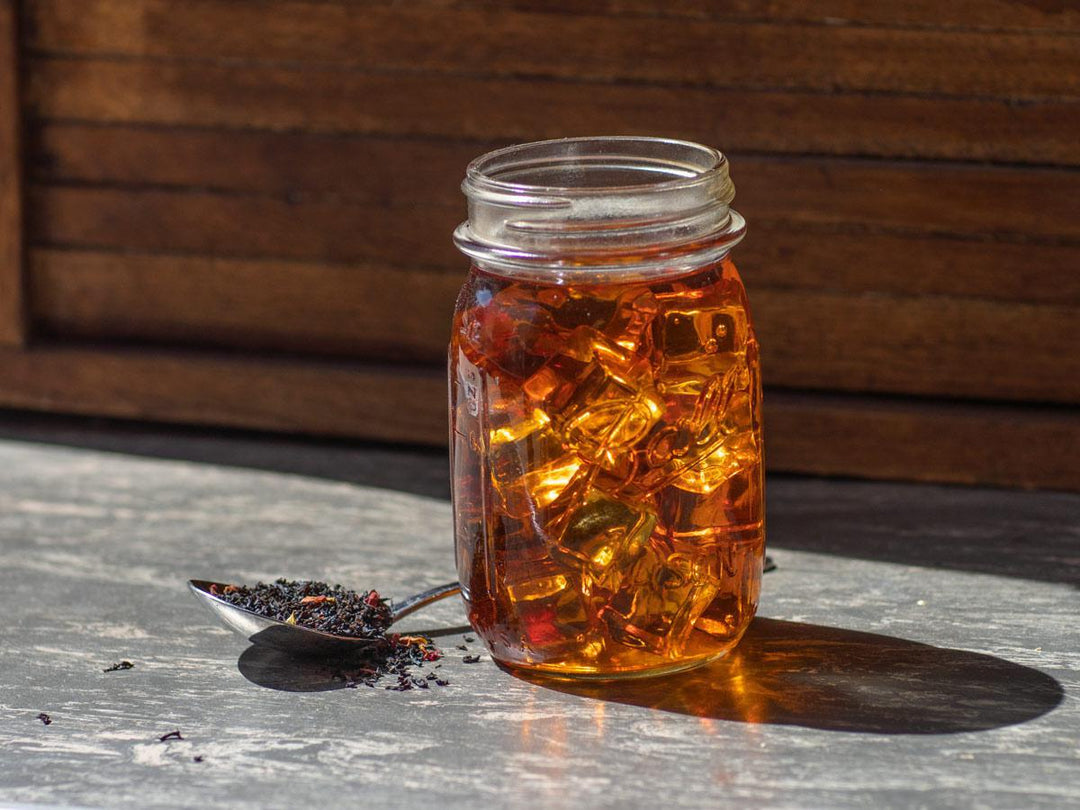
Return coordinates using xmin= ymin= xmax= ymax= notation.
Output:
xmin=189 ymin=579 xmax=461 ymax=657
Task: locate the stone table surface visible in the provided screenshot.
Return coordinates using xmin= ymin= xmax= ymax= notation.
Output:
xmin=0 ymin=417 xmax=1077 ymax=809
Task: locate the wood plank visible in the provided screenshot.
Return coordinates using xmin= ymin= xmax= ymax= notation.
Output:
xmin=744 ymin=225 xmax=1080 ymax=308
xmin=27 ymin=185 xmax=465 ymax=267
xmin=29 ymin=249 xmax=463 ymax=361
xmin=25 ymin=58 xmax=1080 ymax=165
xmin=27 ymin=183 xmax=1080 ymax=306
xmin=31 ymin=124 xmax=490 ymax=208
xmin=0 ymin=0 xmax=25 ymax=346
xmin=27 ymin=249 xmax=1080 ymax=405
xmin=364 ymin=0 xmax=1080 ymax=34
xmin=23 ymin=0 xmax=1080 ymax=101
xmin=30 ymin=124 xmax=1080 ymax=244
xmin=0 ymin=342 xmax=1076 ymax=490
xmin=0 ymin=343 xmax=450 ymax=444
xmin=735 ymin=157 xmax=1080 ymax=243
xmin=751 ymin=288 xmax=1080 ymax=404
xmin=764 ymin=392 xmax=1080 ymax=492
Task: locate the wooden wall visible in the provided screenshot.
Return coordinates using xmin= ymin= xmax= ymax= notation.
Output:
xmin=0 ymin=0 xmax=1078 ymax=490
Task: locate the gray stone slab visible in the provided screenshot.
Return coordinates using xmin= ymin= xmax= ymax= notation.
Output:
xmin=0 ymin=437 xmax=1077 ymax=809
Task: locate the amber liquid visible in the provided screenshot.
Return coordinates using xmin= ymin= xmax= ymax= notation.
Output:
xmin=449 ymin=258 xmax=764 ymax=677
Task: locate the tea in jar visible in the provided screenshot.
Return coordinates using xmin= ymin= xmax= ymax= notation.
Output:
xmin=450 ymin=137 xmax=764 ymax=678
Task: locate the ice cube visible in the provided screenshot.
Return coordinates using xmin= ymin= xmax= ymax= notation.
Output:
xmin=694 ymin=540 xmax=763 ymax=641
xmin=655 ymin=466 xmax=764 ymax=542
xmin=602 ymin=287 xmax=660 ymax=354
xmin=600 ymin=540 xmax=719 ymax=657
xmin=489 ymin=408 xmax=582 ymax=519
xmin=504 ymin=559 xmax=602 ymax=658
xmin=638 ymin=365 xmax=756 ymax=494
xmin=653 ymin=302 xmax=748 ymax=395
xmin=548 ymin=287 xmax=659 ymax=355
xmin=461 ymin=282 xmax=571 ymax=381
xmin=523 ymin=326 xmax=664 ymax=469
xmin=671 ymin=426 xmax=759 ymax=495
xmin=547 ymin=482 xmax=657 ymax=591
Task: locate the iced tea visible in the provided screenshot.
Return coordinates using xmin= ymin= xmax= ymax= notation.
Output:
xmin=450 ymin=257 xmax=764 ymax=677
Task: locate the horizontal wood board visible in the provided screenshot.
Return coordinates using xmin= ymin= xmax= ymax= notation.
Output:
xmin=22 ymin=0 xmax=1080 ymax=101
xmin=24 ymin=58 xmax=1080 ymax=165
xmin=279 ymin=0 xmax=1080 ymax=33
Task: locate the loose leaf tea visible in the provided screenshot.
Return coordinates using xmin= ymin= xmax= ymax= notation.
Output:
xmin=211 ymin=579 xmax=393 ymax=638
xmin=215 ymin=578 xmax=448 ymax=689
xmin=103 ymin=660 xmax=134 ymax=672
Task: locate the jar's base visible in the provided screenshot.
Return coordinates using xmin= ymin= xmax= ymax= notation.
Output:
xmin=498 ymin=648 xmax=732 ymax=682
xmin=484 ymin=627 xmax=747 ymax=682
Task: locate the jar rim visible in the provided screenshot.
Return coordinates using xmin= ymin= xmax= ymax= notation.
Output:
xmin=455 ymin=136 xmax=744 ymax=281
xmin=463 ymin=136 xmax=731 ymax=199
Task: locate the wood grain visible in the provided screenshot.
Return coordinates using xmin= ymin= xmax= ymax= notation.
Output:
xmin=765 ymin=392 xmax=1080 ymax=492
xmin=29 ymin=249 xmax=462 ymax=361
xmin=25 ymin=58 xmax=1080 ymax=165
xmin=352 ymin=0 xmax=1080 ymax=34
xmin=745 ymin=225 xmax=1080 ymax=307
xmin=27 ymin=249 xmax=1080 ymax=405
xmin=27 ymin=186 xmax=464 ymax=267
xmin=23 ymin=0 xmax=1080 ymax=100
xmin=0 ymin=343 xmax=450 ymax=444
xmin=30 ymin=124 xmax=1080 ymax=243
xmin=0 ymin=0 xmax=24 ymax=346
xmin=31 ymin=123 xmax=490 ymax=206
xmin=752 ymin=288 xmax=1079 ymax=404
xmin=0 ymin=342 xmax=1076 ymax=490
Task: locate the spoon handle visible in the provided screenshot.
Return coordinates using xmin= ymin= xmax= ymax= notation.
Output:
xmin=391 ymin=581 xmax=461 ymax=621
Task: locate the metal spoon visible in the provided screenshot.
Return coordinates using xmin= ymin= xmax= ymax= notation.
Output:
xmin=189 ymin=579 xmax=461 ymax=656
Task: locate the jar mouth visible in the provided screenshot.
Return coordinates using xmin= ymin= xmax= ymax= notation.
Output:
xmin=464 ymin=136 xmax=732 ymax=198
xmin=455 ymin=136 xmax=744 ymax=281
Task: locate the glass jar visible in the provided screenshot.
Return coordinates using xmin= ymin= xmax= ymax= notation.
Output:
xmin=449 ymin=137 xmax=763 ymax=679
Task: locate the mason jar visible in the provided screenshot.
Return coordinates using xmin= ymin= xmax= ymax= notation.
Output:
xmin=449 ymin=137 xmax=764 ymax=679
